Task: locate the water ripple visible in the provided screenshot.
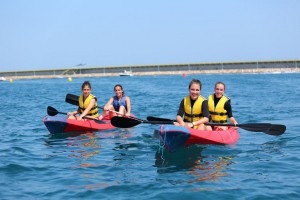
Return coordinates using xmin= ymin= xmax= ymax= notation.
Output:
xmin=1 ymin=74 xmax=299 ymax=199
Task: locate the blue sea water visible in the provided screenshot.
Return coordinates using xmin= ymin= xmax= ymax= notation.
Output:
xmin=0 ymin=73 xmax=299 ymax=199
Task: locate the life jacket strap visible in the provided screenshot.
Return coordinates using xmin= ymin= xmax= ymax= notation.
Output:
xmin=184 ymin=113 xmax=203 ymax=118
xmin=209 ymin=111 xmax=227 ymax=116
xmin=212 ymin=119 xmax=227 ymax=123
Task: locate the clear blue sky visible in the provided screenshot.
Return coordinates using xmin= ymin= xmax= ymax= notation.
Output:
xmin=1 ymin=0 xmax=299 ymax=72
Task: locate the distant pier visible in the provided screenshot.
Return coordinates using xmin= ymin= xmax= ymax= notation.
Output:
xmin=0 ymin=60 xmax=299 ymax=80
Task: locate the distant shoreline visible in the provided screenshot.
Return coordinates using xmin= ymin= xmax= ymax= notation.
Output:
xmin=1 ymin=68 xmax=299 ymax=80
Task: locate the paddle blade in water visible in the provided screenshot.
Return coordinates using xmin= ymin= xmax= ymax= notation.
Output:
xmin=264 ymin=124 xmax=286 ymax=136
xmin=111 ymin=116 xmax=142 ymax=128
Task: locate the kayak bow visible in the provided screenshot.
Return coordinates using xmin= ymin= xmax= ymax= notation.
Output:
xmin=43 ymin=115 xmax=115 ymax=134
xmin=155 ymin=125 xmax=239 ymax=153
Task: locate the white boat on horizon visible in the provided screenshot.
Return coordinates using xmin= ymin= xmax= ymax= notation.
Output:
xmin=0 ymin=77 xmax=7 ymax=81
xmin=119 ymin=70 xmax=134 ymax=76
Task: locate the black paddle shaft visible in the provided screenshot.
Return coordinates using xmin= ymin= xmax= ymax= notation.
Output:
xmin=147 ymin=116 xmax=286 ymax=136
xmin=47 ymin=106 xmax=67 ymax=116
xmin=111 ymin=116 xmax=174 ymax=128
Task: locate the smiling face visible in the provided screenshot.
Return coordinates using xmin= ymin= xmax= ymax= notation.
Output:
xmin=215 ymin=83 xmax=225 ymax=98
xmin=114 ymin=86 xmax=123 ymax=98
xmin=82 ymin=85 xmax=91 ymax=98
xmin=189 ymin=83 xmax=201 ymax=100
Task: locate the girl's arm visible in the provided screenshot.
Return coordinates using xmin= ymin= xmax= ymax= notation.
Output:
xmin=125 ymin=96 xmax=131 ymax=116
xmin=104 ymin=97 xmax=114 ymax=110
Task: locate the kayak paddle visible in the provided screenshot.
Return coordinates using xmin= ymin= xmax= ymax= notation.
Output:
xmin=147 ymin=116 xmax=272 ymax=133
xmin=46 ymin=106 xmax=104 ymax=123
xmin=112 ymin=116 xmax=272 ymax=132
xmin=47 ymin=106 xmax=68 ymax=116
xmin=111 ymin=116 xmax=174 ymax=128
xmin=146 ymin=116 xmax=286 ymax=136
xmin=65 ymin=93 xmax=79 ymax=106
xmin=264 ymin=124 xmax=286 ymax=135
xmin=147 ymin=116 xmax=175 ymax=122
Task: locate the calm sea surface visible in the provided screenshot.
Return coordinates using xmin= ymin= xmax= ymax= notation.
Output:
xmin=1 ymin=73 xmax=299 ymax=199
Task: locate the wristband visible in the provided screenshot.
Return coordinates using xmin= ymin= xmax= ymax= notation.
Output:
xmin=192 ymin=122 xmax=195 ymax=128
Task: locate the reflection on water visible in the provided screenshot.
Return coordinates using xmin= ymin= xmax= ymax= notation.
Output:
xmin=45 ymin=131 xmax=102 ymax=168
xmin=188 ymin=156 xmax=233 ymax=183
xmin=45 ymin=129 xmax=134 ymax=168
xmin=259 ymin=140 xmax=287 ymax=154
xmin=68 ymin=132 xmax=101 ymax=168
xmin=155 ymin=145 xmax=234 ymax=182
xmin=44 ymin=128 xmax=235 ymax=190
xmin=44 ymin=129 xmax=137 ymax=190
xmin=155 ymin=145 xmax=205 ymax=171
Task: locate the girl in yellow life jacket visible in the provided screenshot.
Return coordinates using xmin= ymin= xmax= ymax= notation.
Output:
xmin=207 ymin=82 xmax=238 ymax=131
xmin=175 ymin=79 xmax=210 ymax=130
xmin=67 ymin=81 xmax=99 ymax=120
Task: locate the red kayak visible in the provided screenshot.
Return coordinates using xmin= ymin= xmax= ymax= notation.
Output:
xmin=154 ymin=125 xmax=239 ymax=153
xmin=43 ymin=115 xmax=115 ymax=134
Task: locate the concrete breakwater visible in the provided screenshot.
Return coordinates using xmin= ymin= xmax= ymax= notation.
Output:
xmin=1 ymin=60 xmax=299 ymax=80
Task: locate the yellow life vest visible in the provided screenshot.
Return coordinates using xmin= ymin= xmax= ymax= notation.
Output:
xmin=183 ymin=95 xmax=206 ymax=124
xmin=208 ymin=94 xmax=229 ymax=123
xmin=78 ymin=94 xmax=99 ymax=117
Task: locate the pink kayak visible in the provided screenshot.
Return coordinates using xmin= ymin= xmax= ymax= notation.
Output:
xmin=154 ymin=125 xmax=239 ymax=153
xmin=43 ymin=115 xmax=115 ymax=134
